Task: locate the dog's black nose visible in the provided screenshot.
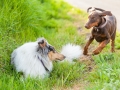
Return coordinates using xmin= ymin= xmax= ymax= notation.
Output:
xmin=85 ymin=25 xmax=88 ymax=29
xmin=85 ymin=25 xmax=91 ymax=29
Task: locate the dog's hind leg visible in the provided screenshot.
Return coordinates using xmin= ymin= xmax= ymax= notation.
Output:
xmin=111 ymin=39 xmax=115 ymax=52
xmin=111 ymin=29 xmax=116 ymax=52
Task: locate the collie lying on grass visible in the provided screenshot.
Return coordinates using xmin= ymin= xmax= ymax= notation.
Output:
xmin=11 ymin=37 xmax=83 ymax=79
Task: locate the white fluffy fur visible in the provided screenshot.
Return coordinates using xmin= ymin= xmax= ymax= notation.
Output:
xmin=11 ymin=38 xmax=53 ymax=79
xmin=61 ymin=43 xmax=83 ymax=62
xmin=11 ymin=39 xmax=83 ymax=79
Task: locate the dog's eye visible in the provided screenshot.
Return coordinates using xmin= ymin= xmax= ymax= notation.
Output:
xmin=92 ymin=17 xmax=95 ymax=19
xmin=48 ymin=46 xmax=55 ymax=52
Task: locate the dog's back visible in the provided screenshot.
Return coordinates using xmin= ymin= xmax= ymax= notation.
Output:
xmin=105 ymin=15 xmax=117 ymax=35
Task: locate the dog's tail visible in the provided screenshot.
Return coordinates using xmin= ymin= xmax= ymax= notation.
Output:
xmin=61 ymin=43 xmax=83 ymax=62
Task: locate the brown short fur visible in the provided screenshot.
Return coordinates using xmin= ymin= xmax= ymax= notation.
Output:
xmin=84 ymin=7 xmax=117 ymax=55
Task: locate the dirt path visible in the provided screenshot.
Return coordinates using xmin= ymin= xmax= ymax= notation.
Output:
xmin=65 ymin=0 xmax=120 ymax=31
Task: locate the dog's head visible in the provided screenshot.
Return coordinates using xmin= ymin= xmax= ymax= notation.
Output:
xmin=85 ymin=7 xmax=112 ymax=29
xmin=37 ymin=38 xmax=65 ymax=61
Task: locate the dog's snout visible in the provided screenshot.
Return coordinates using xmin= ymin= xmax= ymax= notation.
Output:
xmin=58 ymin=55 xmax=66 ymax=60
xmin=85 ymin=24 xmax=91 ymax=29
xmin=63 ymin=56 xmax=66 ymax=59
xmin=85 ymin=25 xmax=89 ymax=29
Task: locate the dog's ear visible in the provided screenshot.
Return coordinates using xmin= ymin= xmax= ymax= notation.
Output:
xmin=87 ymin=7 xmax=96 ymax=14
xmin=38 ymin=40 xmax=46 ymax=48
xmin=87 ymin=7 xmax=92 ymax=13
xmin=99 ymin=11 xmax=112 ymax=17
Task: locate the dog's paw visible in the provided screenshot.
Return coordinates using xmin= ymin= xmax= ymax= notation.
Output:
xmin=111 ymin=48 xmax=115 ymax=53
xmin=92 ymin=50 xmax=100 ymax=55
xmin=83 ymin=50 xmax=88 ymax=55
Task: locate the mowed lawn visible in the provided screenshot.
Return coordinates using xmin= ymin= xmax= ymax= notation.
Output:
xmin=0 ymin=0 xmax=120 ymax=90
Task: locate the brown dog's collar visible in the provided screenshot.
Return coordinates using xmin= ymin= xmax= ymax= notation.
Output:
xmin=95 ymin=18 xmax=107 ymax=30
xmin=97 ymin=18 xmax=107 ymax=29
xmin=99 ymin=18 xmax=107 ymax=28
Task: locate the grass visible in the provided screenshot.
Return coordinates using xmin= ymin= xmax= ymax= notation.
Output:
xmin=0 ymin=0 xmax=120 ymax=90
xmin=0 ymin=62 xmax=86 ymax=90
xmin=0 ymin=0 xmax=87 ymax=90
xmin=86 ymin=53 xmax=120 ymax=90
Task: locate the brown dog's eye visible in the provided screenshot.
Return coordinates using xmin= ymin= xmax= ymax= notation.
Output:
xmin=92 ymin=17 xmax=95 ymax=19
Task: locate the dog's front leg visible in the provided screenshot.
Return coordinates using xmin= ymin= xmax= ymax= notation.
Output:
xmin=83 ymin=36 xmax=94 ymax=55
xmin=93 ymin=39 xmax=110 ymax=55
xmin=93 ymin=31 xmax=111 ymax=55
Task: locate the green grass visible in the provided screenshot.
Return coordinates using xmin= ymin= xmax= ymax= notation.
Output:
xmin=0 ymin=0 xmax=87 ymax=89
xmin=0 ymin=0 xmax=120 ymax=90
xmin=84 ymin=34 xmax=120 ymax=89
xmin=86 ymin=53 xmax=120 ymax=90
xmin=0 ymin=62 xmax=86 ymax=90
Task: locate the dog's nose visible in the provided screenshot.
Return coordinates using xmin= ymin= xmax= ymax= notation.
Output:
xmin=85 ymin=25 xmax=89 ymax=29
xmin=63 ymin=56 xmax=66 ymax=59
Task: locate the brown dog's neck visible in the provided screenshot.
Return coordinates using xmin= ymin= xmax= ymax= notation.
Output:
xmin=97 ymin=17 xmax=106 ymax=28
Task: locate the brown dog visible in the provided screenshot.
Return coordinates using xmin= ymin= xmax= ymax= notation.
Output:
xmin=83 ymin=7 xmax=117 ymax=55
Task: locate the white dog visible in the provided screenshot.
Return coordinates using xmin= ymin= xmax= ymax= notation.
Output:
xmin=11 ymin=38 xmax=65 ymax=79
xmin=11 ymin=38 xmax=83 ymax=79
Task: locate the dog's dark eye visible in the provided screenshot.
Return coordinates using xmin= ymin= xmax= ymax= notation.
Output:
xmin=48 ymin=46 xmax=55 ymax=52
xmin=92 ymin=17 xmax=95 ymax=19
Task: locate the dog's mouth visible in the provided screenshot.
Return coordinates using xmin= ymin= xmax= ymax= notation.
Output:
xmin=85 ymin=25 xmax=92 ymax=29
xmin=85 ymin=23 xmax=92 ymax=29
xmin=85 ymin=26 xmax=91 ymax=29
xmin=85 ymin=21 xmax=99 ymax=29
xmin=85 ymin=23 xmax=99 ymax=29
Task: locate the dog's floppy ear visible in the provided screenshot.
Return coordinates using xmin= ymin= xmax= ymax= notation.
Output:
xmin=38 ymin=40 xmax=46 ymax=48
xmin=87 ymin=7 xmax=92 ymax=13
xmin=87 ymin=7 xmax=96 ymax=14
xmin=99 ymin=11 xmax=112 ymax=17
